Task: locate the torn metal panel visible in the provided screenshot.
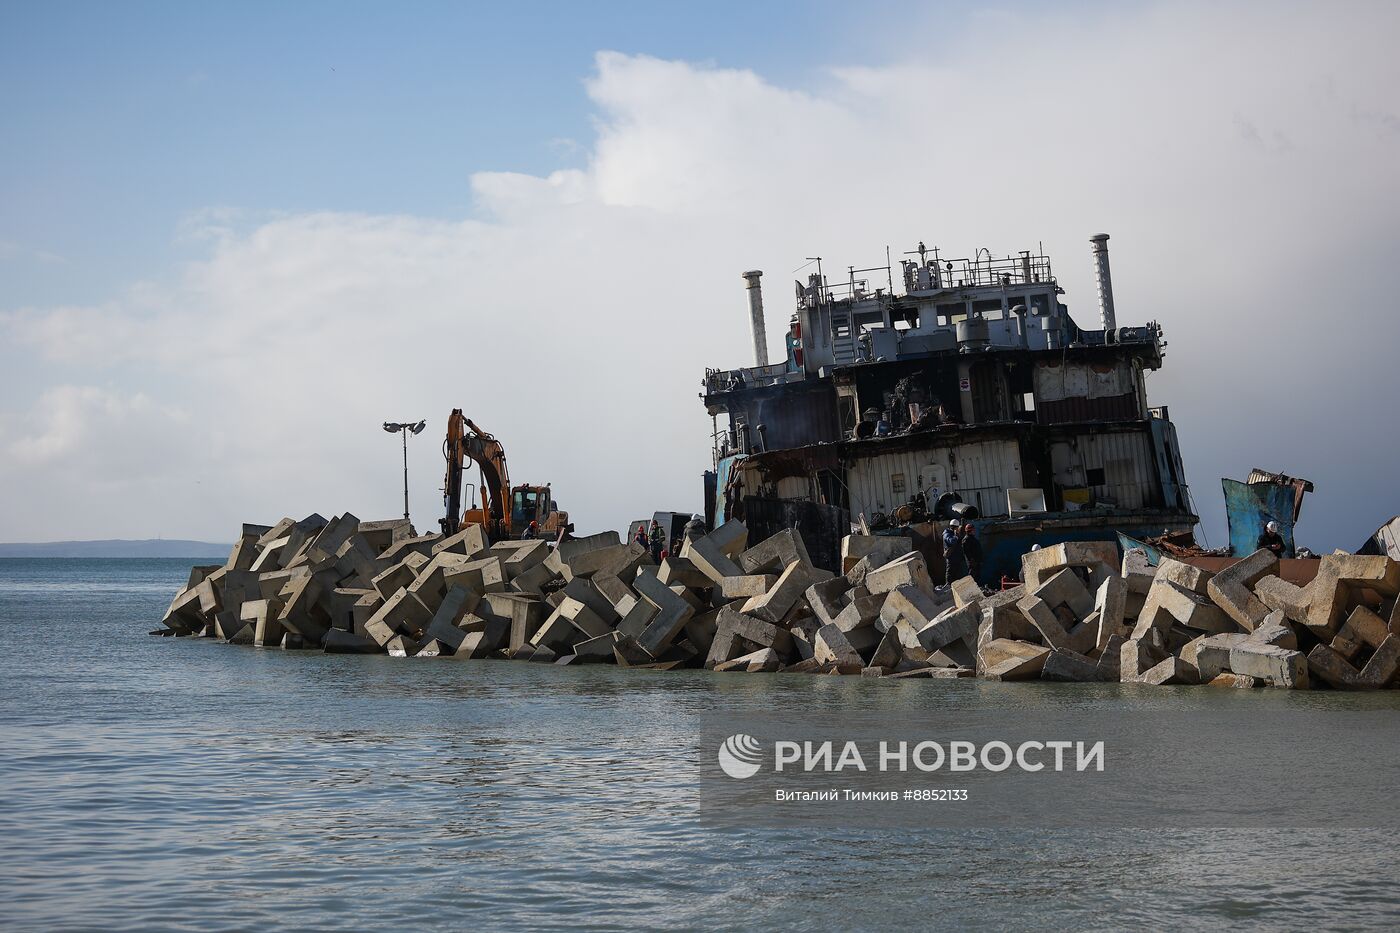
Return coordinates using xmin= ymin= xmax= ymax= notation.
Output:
xmin=714 ymin=454 xmax=745 ymax=527
xmin=1223 ymin=476 xmax=1296 ymax=558
xmin=1357 ymin=516 xmax=1400 ymax=562
xmin=1246 ymin=467 xmax=1314 ymax=524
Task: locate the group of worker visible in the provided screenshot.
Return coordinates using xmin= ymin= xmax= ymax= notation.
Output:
xmin=636 ymin=523 xmax=669 ymax=562
xmin=636 ymin=515 xmax=707 ymax=564
xmin=527 ymin=515 xmax=710 ymax=560
xmin=941 ymin=518 xmax=983 ymax=586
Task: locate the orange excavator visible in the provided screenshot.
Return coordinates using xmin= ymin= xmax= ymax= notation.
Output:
xmin=440 ymin=409 xmax=567 ymax=541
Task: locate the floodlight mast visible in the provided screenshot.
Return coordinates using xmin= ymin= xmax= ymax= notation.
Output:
xmin=382 ymin=420 xmax=427 ymax=522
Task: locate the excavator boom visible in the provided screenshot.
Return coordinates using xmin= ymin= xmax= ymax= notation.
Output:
xmin=440 ymin=409 xmax=510 ymax=539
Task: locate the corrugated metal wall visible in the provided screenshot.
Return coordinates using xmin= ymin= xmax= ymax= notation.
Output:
xmin=1037 ymin=393 xmax=1139 ymax=425
xmin=774 ymin=475 xmax=813 ymax=500
xmin=1034 ymin=358 xmax=1142 ymax=424
xmin=1035 ymin=359 xmax=1132 ymax=401
xmin=844 ymin=439 xmax=1024 ymax=518
xmin=1148 ymin=416 xmax=1187 ymax=511
xmin=1048 ymin=430 xmax=1158 ymax=509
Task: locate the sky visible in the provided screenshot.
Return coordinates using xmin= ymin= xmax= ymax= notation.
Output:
xmin=1 ymin=0 xmax=1397 ymax=550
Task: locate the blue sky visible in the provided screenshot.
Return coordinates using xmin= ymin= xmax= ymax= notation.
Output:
xmin=1 ymin=1 xmax=1397 ymax=549
xmin=1 ymin=0 xmax=891 ymax=306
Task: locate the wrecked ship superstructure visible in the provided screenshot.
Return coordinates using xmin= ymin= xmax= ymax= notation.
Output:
xmin=702 ymin=235 xmax=1197 ymax=579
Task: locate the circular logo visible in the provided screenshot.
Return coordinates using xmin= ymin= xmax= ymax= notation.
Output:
xmin=717 ymin=733 xmax=763 ymax=779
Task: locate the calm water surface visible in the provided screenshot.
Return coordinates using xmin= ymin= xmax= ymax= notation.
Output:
xmin=2 ymin=558 xmax=1398 ymax=931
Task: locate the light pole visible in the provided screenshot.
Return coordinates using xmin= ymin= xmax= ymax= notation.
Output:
xmin=383 ymin=420 xmax=426 ymax=522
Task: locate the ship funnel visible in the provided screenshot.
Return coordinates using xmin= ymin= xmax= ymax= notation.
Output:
xmin=742 ymin=270 xmax=769 ymax=367
xmin=1089 ymin=234 xmax=1116 ymax=332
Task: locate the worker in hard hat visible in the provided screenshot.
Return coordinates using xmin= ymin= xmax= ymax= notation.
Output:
xmin=648 ymin=520 xmax=665 ymax=563
xmin=1257 ymin=520 xmax=1287 ymax=558
xmin=942 ymin=518 xmax=966 ymax=586
xmin=960 ymin=522 xmax=984 ymax=583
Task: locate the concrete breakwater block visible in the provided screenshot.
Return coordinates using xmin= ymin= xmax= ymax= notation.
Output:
xmin=155 ymin=517 xmax=1400 ymax=691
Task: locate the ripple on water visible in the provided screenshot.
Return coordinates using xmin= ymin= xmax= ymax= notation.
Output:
xmin=3 ymin=558 xmax=1400 ymax=930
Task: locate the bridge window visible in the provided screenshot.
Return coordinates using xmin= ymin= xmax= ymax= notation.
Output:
xmin=936 ymin=302 xmax=966 ymax=325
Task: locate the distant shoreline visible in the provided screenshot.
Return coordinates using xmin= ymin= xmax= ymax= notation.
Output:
xmin=0 ymin=540 xmax=227 ymax=559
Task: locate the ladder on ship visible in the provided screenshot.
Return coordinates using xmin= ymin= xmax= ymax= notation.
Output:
xmin=831 ymin=305 xmax=858 ymax=365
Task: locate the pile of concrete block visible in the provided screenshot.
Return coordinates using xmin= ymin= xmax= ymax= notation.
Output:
xmin=969 ymin=542 xmax=1400 ymax=690
xmin=158 ymin=515 xmax=1400 ymax=690
xmin=160 ymin=512 xmax=652 ymax=661
xmin=156 ymin=514 xmax=940 ymax=675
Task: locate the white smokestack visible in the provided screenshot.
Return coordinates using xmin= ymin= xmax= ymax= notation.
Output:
xmin=1089 ymin=234 xmax=1116 ymax=332
xmin=742 ymin=270 xmax=768 ymax=367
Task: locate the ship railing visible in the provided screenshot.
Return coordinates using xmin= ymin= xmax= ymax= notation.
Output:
xmin=897 ymin=251 xmax=1057 ymax=294
xmin=814 ymin=270 xmax=884 ymax=305
xmin=816 ymin=250 xmax=1060 ymax=305
xmin=704 ymin=362 xmax=791 ymax=395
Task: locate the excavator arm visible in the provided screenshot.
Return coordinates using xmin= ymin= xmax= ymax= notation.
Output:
xmin=440 ymin=409 xmax=511 ymax=539
xmin=441 ymin=411 xmax=465 ymax=536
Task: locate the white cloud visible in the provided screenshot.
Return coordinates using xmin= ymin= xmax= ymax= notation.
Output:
xmin=0 ymin=386 xmax=207 ymax=540
xmin=2 ymin=1 xmax=1397 ymax=547
xmin=5 ymin=385 xmax=189 ymax=468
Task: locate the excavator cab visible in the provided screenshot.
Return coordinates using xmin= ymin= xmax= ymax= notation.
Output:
xmin=513 ymin=489 xmax=537 ymax=527
xmin=512 ymin=487 xmax=541 ymax=529
xmin=511 ymin=484 xmax=563 ymax=536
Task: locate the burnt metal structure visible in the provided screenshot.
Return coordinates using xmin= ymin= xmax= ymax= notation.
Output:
xmin=701 ymin=234 xmax=1197 ymax=580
